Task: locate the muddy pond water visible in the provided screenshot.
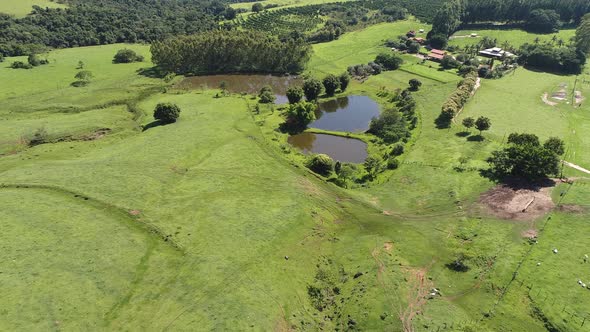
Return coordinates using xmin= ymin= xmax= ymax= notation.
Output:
xmin=287 ymin=133 xmax=368 ymax=163
xmin=310 ymin=95 xmax=380 ymax=132
xmin=175 ymin=74 xmax=302 ymax=104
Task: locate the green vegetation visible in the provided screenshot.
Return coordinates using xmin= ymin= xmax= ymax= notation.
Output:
xmin=151 ymin=30 xmax=311 ymax=75
xmin=2 ymin=14 xmax=590 ymax=332
xmin=153 ymin=103 xmax=181 ymax=124
xmin=113 ymin=49 xmax=144 ymax=64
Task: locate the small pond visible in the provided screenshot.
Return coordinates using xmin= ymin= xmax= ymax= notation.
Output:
xmin=310 ymin=95 xmax=380 ymax=132
xmin=288 ymin=133 xmax=368 ymax=163
xmin=174 ymin=74 xmax=302 ymax=104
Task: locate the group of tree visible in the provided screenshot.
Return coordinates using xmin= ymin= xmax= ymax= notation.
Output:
xmin=384 ymin=35 xmax=422 ymax=54
xmin=284 ymin=101 xmax=316 ymax=129
xmin=347 ymin=53 xmax=403 ymax=79
xmin=437 ymin=71 xmax=478 ymax=127
xmin=151 ymin=30 xmax=312 ymax=75
xmin=430 ymin=0 xmax=590 ymax=39
xmin=486 ymin=133 xmax=565 ymax=181
xmin=461 ymin=116 xmax=491 ymax=135
xmin=368 ymin=88 xmax=417 ymax=144
xmin=518 ymin=43 xmax=586 ymax=74
xmin=0 ymin=0 xmax=236 ymax=56
xmin=10 ymin=53 xmax=48 ymax=69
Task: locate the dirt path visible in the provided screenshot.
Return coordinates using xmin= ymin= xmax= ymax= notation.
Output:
xmin=564 ymin=161 xmax=590 ymax=175
xmin=399 ymin=264 xmax=434 ymax=332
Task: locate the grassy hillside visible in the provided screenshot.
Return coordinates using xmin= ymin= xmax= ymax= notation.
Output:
xmin=0 ymin=0 xmax=67 ymax=17
xmin=1 ymin=20 xmax=590 ymax=331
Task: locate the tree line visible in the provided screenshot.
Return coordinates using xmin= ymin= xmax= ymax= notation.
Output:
xmin=150 ymin=30 xmax=312 ymax=75
xmin=0 ymin=0 xmax=231 ymax=56
xmin=436 ymin=70 xmax=478 ymax=128
xmin=430 ymin=0 xmax=590 ymax=37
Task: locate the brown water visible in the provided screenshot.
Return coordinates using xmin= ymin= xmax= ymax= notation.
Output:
xmin=287 ymin=133 xmax=368 ymax=163
xmin=311 ymin=95 xmax=380 ymax=132
xmin=175 ymin=74 xmax=303 ymax=104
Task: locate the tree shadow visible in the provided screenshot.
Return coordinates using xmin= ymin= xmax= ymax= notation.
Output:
xmin=142 ymin=120 xmax=164 ymax=132
xmin=467 ymin=134 xmax=484 ymax=142
xmin=71 ymin=81 xmax=89 ymax=87
xmin=137 ymin=67 xmax=168 ymax=79
xmin=455 ymin=131 xmax=470 ymax=137
xmin=434 ymin=115 xmax=451 ymax=129
xmin=279 ymin=121 xmax=307 ymax=135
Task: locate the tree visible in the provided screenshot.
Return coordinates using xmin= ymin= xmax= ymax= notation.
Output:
xmin=339 ymin=72 xmax=351 ymax=92
xmin=364 ymin=156 xmax=383 ymax=180
xmin=428 ymin=33 xmax=448 ymax=49
xmin=259 ymin=85 xmax=276 ymax=104
xmin=252 ymin=3 xmax=263 ymax=12
xmin=408 ymin=78 xmax=422 ymax=91
xmin=475 ymin=116 xmax=491 ymax=135
xmin=368 ymin=109 xmax=410 ymax=144
xmin=322 ymin=74 xmax=341 ymax=96
xmin=10 ymin=61 xmax=33 ymax=69
xmin=462 ymin=117 xmax=475 ymax=131
xmin=28 ymin=54 xmax=41 ymax=66
xmin=575 ymin=13 xmax=590 ymax=54
xmin=154 ymin=103 xmax=181 ymax=124
xmin=390 ymin=143 xmax=404 ymax=156
xmin=73 ymin=70 xmax=94 ymax=87
xmin=507 ymin=133 xmax=540 ymax=146
xmin=286 ymin=102 xmax=316 ymax=127
xmin=525 ymin=9 xmax=561 ymax=33
xmin=286 ymin=86 xmax=304 ymax=104
xmin=307 ymin=154 xmax=334 ymax=176
xmin=76 ymin=60 xmax=85 ymax=69
xmin=374 ymin=53 xmax=403 ymax=70
xmin=303 ymin=78 xmax=323 ymax=101
xmin=543 ymin=137 xmax=565 ymax=156
xmin=407 ymin=41 xmax=421 ymax=53
xmin=440 ymin=55 xmax=460 ymax=69
xmin=113 ymin=49 xmax=144 ymax=63
xmin=486 ymin=136 xmax=560 ymax=181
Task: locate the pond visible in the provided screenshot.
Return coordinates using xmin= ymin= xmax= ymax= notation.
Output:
xmin=287 ymin=133 xmax=368 ymax=163
xmin=310 ymin=95 xmax=380 ymax=132
xmin=174 ymin=74 xmax=302 ymax=104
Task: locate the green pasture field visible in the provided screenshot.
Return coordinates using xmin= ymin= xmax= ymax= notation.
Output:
xmin=1 ymin=19 xmax=590 ymax=331
xmin=449 ymin=28 xmax=576 ymax=49
xmin=0 ymin=0 xmax=67 ymax=17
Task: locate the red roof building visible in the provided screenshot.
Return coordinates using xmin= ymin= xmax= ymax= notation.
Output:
xmin=428 ymin=49 xmax=446 ymax=61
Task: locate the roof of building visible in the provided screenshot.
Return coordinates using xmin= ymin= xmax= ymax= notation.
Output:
xmin=479 ymin=47 xmax=515 ymax=58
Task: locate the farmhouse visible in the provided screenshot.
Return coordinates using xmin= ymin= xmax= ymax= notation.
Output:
xmin=479 ymin=47 xmax=515 ymax=59
xmin=427 ymin=49 xmax=446 ymax=61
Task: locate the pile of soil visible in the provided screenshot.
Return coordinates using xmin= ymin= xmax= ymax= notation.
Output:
xmin=479 ymin=180 xmax=556 ymax=221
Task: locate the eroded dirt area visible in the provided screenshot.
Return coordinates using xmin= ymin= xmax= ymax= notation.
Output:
xmin=479 ymin=180 xmax=556 ymax=221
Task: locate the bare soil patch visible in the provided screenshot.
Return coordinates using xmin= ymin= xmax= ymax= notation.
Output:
xmin=521 ymin=229 xmax=538 ymax=239
xmin=383 ymin=242 xmax=393 ymax=252
xmin=479 ymin=179 xmax=556 ymax=221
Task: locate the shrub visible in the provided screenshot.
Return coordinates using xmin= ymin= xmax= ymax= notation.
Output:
xmin=440 ymin=55 xmax=460 ymax=69
xmin=286 ymin=86 xmax=304 ymax=104
xmin=258 ymin=86 xmax=276 ymax=104
xmin=322 ymin=74 xmax=341 ymax=96
xmin=374 ymin=53 xmax=403 ymax=70
xmin=303 ymin=78 xmax=323 ymax=101
xmin=11 ymin=61 xmax=33 ymax=69
xmin=27 ymin=54 xmax=47 ymax=66
xmin=386 ymin=158 xmax=399 ymax=169
xmin=307 ymin=154 xmax=334 ymax=176
xmin=339 ymin=72 xmax=351 ymax=91
xmin=72 ymin=70 xmax=94 ymax=87
xmin=154 ymin=103 xmax=181 ymax=124
xmin=113 ymin=49 xmax=144 ymax=63
xmin=285 ymin=102 xmax=316 ymax=127
xmin=27 ymin=127 xmax=49 ymax=146
xmin=0 ymin=54 xmax=4 ymax=63
xmin=408 ymin=78 xmax=422 ymax=91
xmin=390 ymin=143 xmax=404 ymax=156
xmin=252 ymin=3 xmax=263 ymax=12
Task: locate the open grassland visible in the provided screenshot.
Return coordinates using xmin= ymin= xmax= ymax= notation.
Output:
xmin=449 ymin=28 xmax=576 ymax=49
xmin=0 ymin=0 xmax=67 ymax=17
xmin=1 ymin=19 xmax=590 ymax=331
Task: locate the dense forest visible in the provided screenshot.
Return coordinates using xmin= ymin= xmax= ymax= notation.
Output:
xmin=0 ymin=0 xmax=229 ymax=56
xmin=431 ymin=0 xmax=590 ymax=36
xmin=0 ymin=0 xmax=445 ymax=56
xmin=151 ymin=30 xmax=312 ymax=75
